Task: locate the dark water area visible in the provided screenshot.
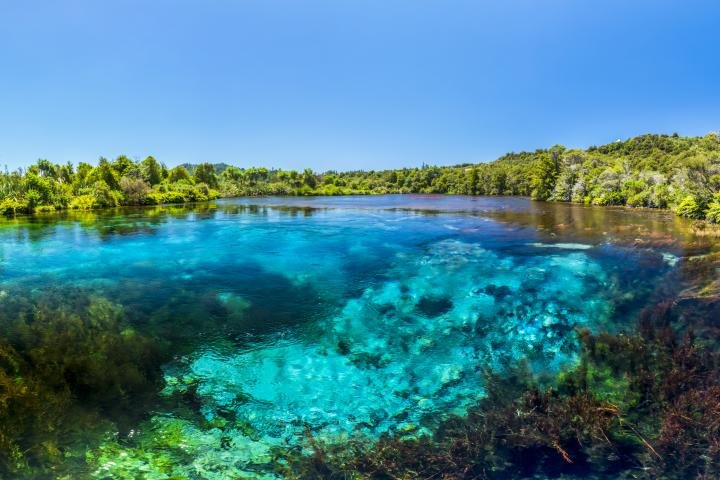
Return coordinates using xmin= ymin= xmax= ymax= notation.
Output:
xmin=0 ymin=196 xmax=717 ymax=479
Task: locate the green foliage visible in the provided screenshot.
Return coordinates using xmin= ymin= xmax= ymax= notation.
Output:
xmin=141 ymin=156 xmax=163 ymax=186
xmin=0 ymin=197 xmax=24 ymax=216
xmin=34 ymin=204 xmax=57 ymax=213
xmin=91 ymin=180 xmax=123 ymax=208
xmin=167 ymin=165 xmax=192 ymax=183
xmin=675 ymin=194 xmax=707 ymax=219
xmin=530 ymin=149 xmax=562 ymax=200
xmin=160 ymin=190 xmax=187 ymax=204
xmin=193 ymin=162 xmax=218 ymax=188
xmin=112 ymin=155 xmax=137 ymax=177
xmin=705 ymin=193 xmax=720 ymax=223
xmin=1 ymin=133 xmax=720 ymax=220
xmin=24 ymin=188 xmax=42 ymax=212
xmin=119 ymin=176 xmax=151 ymax=204
xmin=69 ymin=194 xmax=96 ymax=210
xmin=88 ymin=158 xmax=121 ymax=191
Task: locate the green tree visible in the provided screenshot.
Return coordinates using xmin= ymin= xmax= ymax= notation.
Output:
xmin=87 ymin=158 xmax=121 ymax=190
xmin=113 ymin=155 xmax=136 ymax=177
xmin=141 ymin=156 xmax=163 ymax=186
xmin=302 ymin=168 xmax=317 ymax=189
xmin=530 ymin=151 xmax=561 ymax=200
xmin=168 ymin=165 xmax=193 ymax=183
xmin=193 ymin=163 xmax=218 ymax=188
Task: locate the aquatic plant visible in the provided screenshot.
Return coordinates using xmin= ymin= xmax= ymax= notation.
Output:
xmin=0 ymin=287 xmax=168 ymax=478
xmin=87 ymin=415 xmax=280 ymax=480
xmin=279 ymin=295 xmax=720 ymax=480
xmin=0 ymin=340 xmax=65 ymax=474
xmin=4 ymin=291 xmax=164 ymax=413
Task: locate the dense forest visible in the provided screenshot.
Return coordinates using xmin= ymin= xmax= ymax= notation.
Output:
xmin=2 ymin=132 xmax=720 ymax=221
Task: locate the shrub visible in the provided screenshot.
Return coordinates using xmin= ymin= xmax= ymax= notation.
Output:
xmin=22 ymin=174 xmax=55 ymax=204
xmin=705 ymin=193 xmax=720 ymax=223
xmin=69 ymin=194 xmax=96 ymax=210
xmin=24 ymin=189 xmax=42 ymax=212
xmin=162 ymin=190 xmax=186 ymax=204
xmin=0 ymin=197 xmax=24 ymax=216
xmin=627 ymin=190 xmax=650 ymax=208
xmin=91 ymin=181 xmax=122 ymax=208
xmin=167 ymin=165 xmax=192 ymax=183
xmin=675 ymin=194 xmax=707 ymax=219
xmin=119 ymin=176 xmax=151 ymax=205
xmin=34 ymin=204 xmax=56 ymax=213
xmin=144 ymin=191 xmax=165 ymax=205
xmin=592 ymin=189 xmax=625 ymax=206
xmin=648 ymin=184 xmax=671 ymax=209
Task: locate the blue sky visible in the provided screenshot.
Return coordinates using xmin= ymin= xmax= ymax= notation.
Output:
xmin=1 ymin=0 xmax=719 ymax=171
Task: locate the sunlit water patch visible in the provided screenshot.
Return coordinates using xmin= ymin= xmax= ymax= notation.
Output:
xmin=0 ymin=197 xmax=683 ymax=479
xmin=164 ymin=239 xmax=614 ymax=452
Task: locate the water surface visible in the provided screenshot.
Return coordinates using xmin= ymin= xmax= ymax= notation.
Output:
xmin=0 ymin=195 xmax=708 ymax=479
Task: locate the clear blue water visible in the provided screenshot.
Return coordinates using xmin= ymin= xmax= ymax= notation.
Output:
xmin=0 ymin=196 xmax=685 ymax=478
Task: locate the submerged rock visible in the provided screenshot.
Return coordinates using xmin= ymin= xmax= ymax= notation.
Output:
xmin=416 ymin=295 xmax=453 ymax=317
xmin=484 ymin=284 xmax=513 ymax=301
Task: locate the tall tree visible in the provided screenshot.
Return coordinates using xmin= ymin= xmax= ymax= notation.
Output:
xmin=141 ymin=156 xmax=163 ymax=186
xmin=194 ymin=163 xmax=218 ymax=188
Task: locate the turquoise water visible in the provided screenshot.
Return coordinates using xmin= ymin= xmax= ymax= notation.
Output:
xmin=0 ymin=196 xmax=683 ymax=478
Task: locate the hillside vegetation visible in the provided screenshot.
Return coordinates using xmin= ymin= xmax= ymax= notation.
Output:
xmin=2 ymin=132 xmax=720 ymax=221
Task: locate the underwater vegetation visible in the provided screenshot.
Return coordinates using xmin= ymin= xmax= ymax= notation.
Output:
xmin=278 ymin=278 xmax=720 ymax=480
xmin=0 ymin=288 xmax=166 ymax=478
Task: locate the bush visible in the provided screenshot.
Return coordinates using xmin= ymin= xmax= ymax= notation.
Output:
xmin=648 ymin=184 xmax=671 ymax=209
xmin=24 ymin=189 xmax=43 ymax=213
xmin=0 ymin=197 xmax=24 ymax=216
xmin=704 ymin=193 xmax=720 ymax=222
xmin=162 ymin=190 xmax=187 ymax=204
xmin=91 ymin=181 xmax=122 ymax=208
xmin=69 ymin=194 xmax=96 ymax=210
xmin=144 ymin=191 xmax=164 ymax=205
xmin=592 ymin=189 xmax=625 ymax=206
xmin=627 ymin=190 xmax=650 ymax=208
xmin=34 ymin=204 xmax=57 ymax=213
xmin=675 ymin=194 xmax=707 ymax=219
xmin=167 ymin=166 xmax=192 ymax=183
xmin=119 ymin=176 xmax=151 ymax=205
xmin=192 ymin=182 xmax=211 ymax=201
xmin=22 ymin=174 xmax=55 ymax=204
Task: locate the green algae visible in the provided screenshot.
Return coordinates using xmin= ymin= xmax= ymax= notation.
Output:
xmin=88 ymin=417 xmax=279 ymax=480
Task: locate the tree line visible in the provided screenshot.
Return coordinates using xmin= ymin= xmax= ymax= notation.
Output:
xmin=2 ymin=132 xmax=720 ymax=221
